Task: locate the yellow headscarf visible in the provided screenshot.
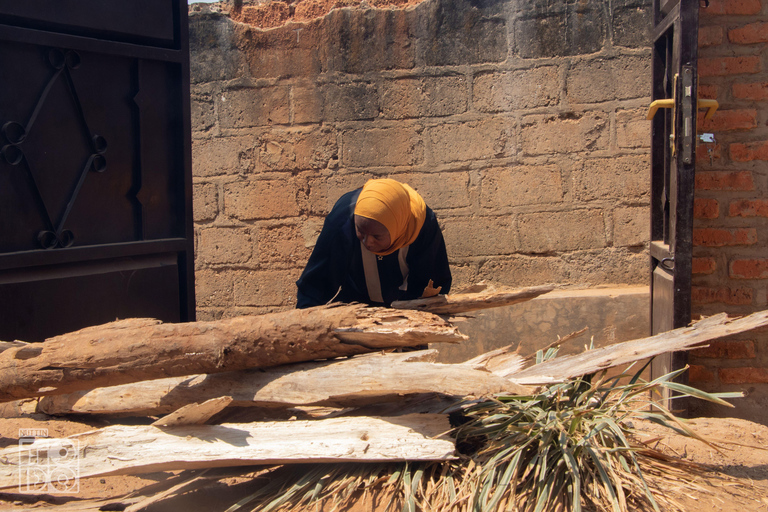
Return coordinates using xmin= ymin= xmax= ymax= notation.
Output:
xmin=354 ymin=179 xmax=427 ymax=256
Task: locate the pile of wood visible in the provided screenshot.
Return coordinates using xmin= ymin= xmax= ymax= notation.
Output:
xmin=2 ymin=283 xmax=767 ymax=510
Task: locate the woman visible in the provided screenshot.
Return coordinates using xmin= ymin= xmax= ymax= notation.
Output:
xmin=296 ymin=178 xmax=451 ymax=308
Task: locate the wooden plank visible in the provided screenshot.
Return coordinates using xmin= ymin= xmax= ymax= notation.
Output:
xmin=0 ymin=414 xmax=455 ymax=488
xmin=38 ymin=350 xmax=530 ymax=417
xmin=509 ymin=311 xmax=768 ymax=385
xmin=151 ymin=397 xmax=233 ymax=427
xmin=0 ymin=304 xmax=466 ymax=402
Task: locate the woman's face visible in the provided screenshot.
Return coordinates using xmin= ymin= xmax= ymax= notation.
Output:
xmin=354 ymin=215 xmax=391 ymax=253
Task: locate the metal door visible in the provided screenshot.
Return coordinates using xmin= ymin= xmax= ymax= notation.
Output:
xmin=648 ymin=0 xmax=707 ymax=411
xmin=0 ymin=1 xmax=195 ymax=342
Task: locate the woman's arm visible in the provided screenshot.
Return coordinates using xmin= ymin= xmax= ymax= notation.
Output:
xmin=404 ymin=209 xmax=452 ymax=300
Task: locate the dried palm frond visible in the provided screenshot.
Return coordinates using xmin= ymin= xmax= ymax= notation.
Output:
xmin=224 ymin=360 xmax=742 ymax=512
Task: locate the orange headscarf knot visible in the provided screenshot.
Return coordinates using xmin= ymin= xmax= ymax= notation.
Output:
xmin=354 ymin=179 xmax=427 ymax=256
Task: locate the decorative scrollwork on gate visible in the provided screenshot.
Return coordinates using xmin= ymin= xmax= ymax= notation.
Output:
xmin=0 ymin=48 xmax=108 ymax=250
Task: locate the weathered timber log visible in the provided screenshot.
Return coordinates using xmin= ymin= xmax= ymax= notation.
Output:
xmin=0 ymin=414 xmax=455 ymax=488
xmin=509 ymin=311 xmax=768 ymax=385
xmin=0 ymin=304 xmax=466 ymax=403
xmin=38 ymin=350 xmax=531 ymax=417
xmin=391 ymin=284 xmax=555 ymax=315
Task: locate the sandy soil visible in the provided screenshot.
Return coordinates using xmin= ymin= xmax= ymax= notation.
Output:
xmin=0 ymin=412 xmax=767 ymax=511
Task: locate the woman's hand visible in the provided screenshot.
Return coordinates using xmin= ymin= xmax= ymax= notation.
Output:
xmin=420 ymin=279 xmax=442 ymax=298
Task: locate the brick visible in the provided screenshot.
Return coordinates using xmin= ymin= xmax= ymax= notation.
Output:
xmin=698 ymin=84 xmax=719 ymax=99
xmin=692 ymin=257 xmax=717 ymax=274
xmin=518 ymin=210 xmax=606 ymax=253
xmin=688 ymin=364 xmax=716 ymax=383
xmin=240 ymin=23 xmax=322 ymax=79
xmin=695 ymin=171 xmax=754 ymax=191
xmin=611 ymin=4 xmax=652 ymax=48
xmin=566 ymin=247 xmax=648 ymax=285
xmin=324 ymin=8 xmax=415 ymax=72
xmin=428 ymin=118 xmax=515 ymax=163
xmin=729 ymin=199 xmax=768 ymax=217
xmin=699 ymin=25 xmax=724 ymax=46
xmin=233 ymin=269 xmax=300 ymax=307
xmin=393 ymin=172 xmax=471 ymax=209
xmin=480 ymin=165 xmax=564 ymax=208
xmin=191 ymin=137 xmax=255 ymax=177
xmin=698 ymin=56 xmax=761 ymax=77
xmin=224 ymin=179 xmax=300 ymax=220
xmin=693 ymin=340 xmax=757 ymax=359
xmin=730 ymin=258 xmax=768 ymax=279
xmin=731 ymin=140 xmax=768 ymax=161
xmin=198 ymin=227 xmax=254 ymax=265
xmin=616 ymin=108 xmax=651 ymax=149
xmin=695 ymin=143 xmax=722 ymax=166
xmin=191 ymin=95 xmax=215 ymax=133
xmin=515 ymin=9 xmax=604 ymax=58
xmin=613 ymin=206 xmax=649 ymax=247
xmin=693 ymin=227 xmax=757 ymax=247
xmin=217 ymin=87 xmax=291 ymax=128
xmin=728 ymin=22 xmax=768 ymax=44
xmin=473 ymin=67 xmax=560 ymax=112
xmin=323 ymin=83 xmax=379 ymax=122
xmin=193 ymin=182 xmax=218 ymax=222
xmin=566 ymin=56 xmax=651 ymax=103
xmin=381 ymin=76 xmax=468 ymax=119
xmin=573 ymin=156 xmax=649 ymax=201
xmin=189 ymin=15 xmax=246 ymax=84
xmin=442 ymin=217 xmax=517 ymax=257
xmin=256 ymin=223 xmax=312 ymax=268
xmin=195 ymin=269 xmax=234 ymax=307
xmin=256 ymin=128 xmax=337 ymax=171
xmin=342 ymin=127 xmax=424 ymax=167
xmin=698 ymin=109 xmax=757 ymax=132
xmin=694 ymin=198 xmax=719 ymax=219
xmin=476 ymin=255 xmax=569 ymax=287
xmin=521 ymin=112 xmax=609 ymax=155
xmin=415 ymin=6 xmax=508 ymax=66
xmin=691 ymin=286 xmax=753 ymax=305
xmin=702 ymin=0 xmax=762 ymax=15
xmin=306 ymin=174 xmax=369 ymax=215
xmin=292 ymin=86 xmax=323 ymax=124
xmin=719 ymin=367 xmax=768 ymax=384
xmin=732 ymin=81 xmax=768 ymax=101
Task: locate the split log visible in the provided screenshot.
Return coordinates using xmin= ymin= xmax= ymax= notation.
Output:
xmin=151 ymin=397 xmax=233 ymax=427
xmin=391 ymin=284 xmax=555 ymax=315
xmin=38 ymin=350 xmax=531 ymax=417
xmin=509 ymin=311 xmax=768 ymax=385
xmin=0 ymin=304 xmax=466 ymax=403
xmin=0 ymin=414 xmax=455 ymax=489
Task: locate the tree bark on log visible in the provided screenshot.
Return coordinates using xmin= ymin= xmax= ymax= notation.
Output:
xmin=38 ymin=350 xmax=531 ymax=417
xmin=0 ymin=304 xmax=466 ymax=403
xmin=0 ymin=414 xmax=455 ymax=488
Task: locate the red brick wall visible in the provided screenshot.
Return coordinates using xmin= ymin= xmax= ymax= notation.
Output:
xmin=690 ymin=0 xmax=768 ymax=421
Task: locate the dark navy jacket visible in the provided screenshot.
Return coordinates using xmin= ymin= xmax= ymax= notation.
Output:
xmin=296 ymin=189 xmax=452 ymax=308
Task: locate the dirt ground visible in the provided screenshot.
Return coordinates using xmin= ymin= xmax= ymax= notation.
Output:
xmin=0 ymin=412 xmax=767 ymax=511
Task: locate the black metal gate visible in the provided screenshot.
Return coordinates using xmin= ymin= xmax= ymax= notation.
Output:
xmin=0 ymin=1 xmax=195 ymax=342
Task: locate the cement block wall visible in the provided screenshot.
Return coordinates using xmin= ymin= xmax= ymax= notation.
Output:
xmin=189 ymin=0 xmax=655 ymax=320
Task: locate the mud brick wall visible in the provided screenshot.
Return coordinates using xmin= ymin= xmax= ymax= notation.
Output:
xmin=189 ymin=0 xmax=654 ymax=319
xmin=689 ymin=0 xmax=768 ymax=421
